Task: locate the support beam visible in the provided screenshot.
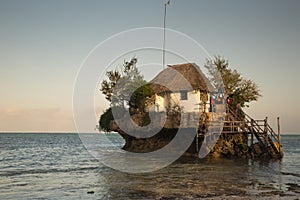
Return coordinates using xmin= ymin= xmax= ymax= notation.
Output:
xmin=264 ymin=117 xmax=268 ymax=142
xmin=251 ymin=119 xmax=254 ymax=146
xmin=277 ymin=117 xmax=281 ymax=142
xmin=196 ymin=132 xmax=199 ymax=153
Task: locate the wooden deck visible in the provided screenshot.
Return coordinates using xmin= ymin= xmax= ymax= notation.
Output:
xmin=199 ymin=105 xmax=283 ymax=159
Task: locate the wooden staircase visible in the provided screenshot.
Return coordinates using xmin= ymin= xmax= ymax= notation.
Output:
xmin=226 ymin=105 xmax=283 ymax=159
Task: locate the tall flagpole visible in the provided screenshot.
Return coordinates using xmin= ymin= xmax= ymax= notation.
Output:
xmin=163 ymin=0 xmax=170 ymax=69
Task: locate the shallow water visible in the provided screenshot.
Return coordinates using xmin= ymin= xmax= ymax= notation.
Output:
xmin=0 ymin=133 xmax=299 ymax=199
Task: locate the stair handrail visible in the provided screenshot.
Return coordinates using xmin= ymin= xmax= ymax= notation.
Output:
xmin=227 ymin=105 xmax=280 ymax=145
xmin=266 ymin=123 xmax=280 ymax=143
xmin=226 ymin=104 xmax=282 ymax=157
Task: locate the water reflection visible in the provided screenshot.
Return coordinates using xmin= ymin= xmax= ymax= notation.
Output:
xmin=99 ymin=157 xmax=292 ymax=199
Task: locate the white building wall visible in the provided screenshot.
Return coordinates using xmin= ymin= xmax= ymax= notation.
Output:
xmin=153 ymin=94 xmax=166 ymax=112
xmin=170 ymin=90 xmax=200 ymax=113
xmin=204 ymin=93 xmax=210 ymax=113
xmin=153 ymin=91 xmax=211 ymax=113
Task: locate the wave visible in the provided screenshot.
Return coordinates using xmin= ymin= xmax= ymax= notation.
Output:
xmin=0 ymin=166 xmax=100 ymax=177
xmin=281 ymin=171 xmax=300 ymax=178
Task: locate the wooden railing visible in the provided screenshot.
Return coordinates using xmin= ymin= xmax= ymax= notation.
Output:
xmin=226 ymin=105 xmax=282 ymax=157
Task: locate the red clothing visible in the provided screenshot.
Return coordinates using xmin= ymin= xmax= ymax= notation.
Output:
xmin=227 ymin=98 xmax=233 ymax=105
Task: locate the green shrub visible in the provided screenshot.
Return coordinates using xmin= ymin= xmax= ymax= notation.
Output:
xmin=99 ymin=106 xmax=127 ymax=132
xmin=99 ymin=108 xmax=113 ymax=132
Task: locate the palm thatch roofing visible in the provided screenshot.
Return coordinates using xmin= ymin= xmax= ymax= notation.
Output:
xmin=150 ymin=63 xmax=214 ymax=93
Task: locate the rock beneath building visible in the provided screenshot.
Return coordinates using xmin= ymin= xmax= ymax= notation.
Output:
xmin=109 ymin=118 xmax=282 ymax=160
xmin=209 ymin=133 xmax=250 ymax=158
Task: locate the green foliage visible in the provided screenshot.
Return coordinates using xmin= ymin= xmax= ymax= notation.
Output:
xmin=99 ymin=106 xmax=127 ymax=132
xmin=129 ymin=83 xmax=154 ymax=113
xmin=100 ymin=58 xmax=140 ymax=103
xmin=205 ymin=55 xmax=261 ymax=107
xmin=100 ymin=57 xmax=153 ymax=112
xmin=99 ymin=108 xmax=113 ymax=132
xmin=142 ymin=114 xmax=151 ymax=126
xmin=99 ymin=57 xmax=155 ymax=131
xmin=101 ymin=58 xmax=140 ymax=104
xmin=101 ymin=71 xmax=121 ymax=102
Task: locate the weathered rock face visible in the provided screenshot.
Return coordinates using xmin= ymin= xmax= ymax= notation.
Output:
xmin=109 ymin=119 xmax=279 ymax=159
xmin=209 ymin=134 xmax=249 ymax=158
xmin=122 ymin=128 xmax=178 ymax=153
xmin=249 ymin=142 xmax=282 ymax=159
xmin=250 ymin=143 xmax=268 ymax=158
xmin=112 ymin=127 xmax=247 ymax=157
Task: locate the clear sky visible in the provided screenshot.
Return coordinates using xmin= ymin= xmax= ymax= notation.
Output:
xmin=0 ymin=0 xmax=299 ymax=133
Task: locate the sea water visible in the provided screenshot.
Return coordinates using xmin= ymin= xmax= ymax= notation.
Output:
xmin=0 ymin=133 xmax=299 ymax=199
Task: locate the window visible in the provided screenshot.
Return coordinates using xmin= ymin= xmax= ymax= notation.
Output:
xmin=180 ymin=91 xmax=188 ymax=100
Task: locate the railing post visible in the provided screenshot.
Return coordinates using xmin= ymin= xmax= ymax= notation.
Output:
xmin=196 ymin=131 xmax=199 ymax=153
xmin=277 ymin=117 xmax=280 ymax=142
xmin=251 ymin=119 xmax=254 ymax=146
xmin=264 ymin=117 xmax=268 ymax=142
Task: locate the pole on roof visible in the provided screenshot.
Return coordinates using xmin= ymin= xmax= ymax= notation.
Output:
xmin=163 ymin=0 xmax=170 ymax=69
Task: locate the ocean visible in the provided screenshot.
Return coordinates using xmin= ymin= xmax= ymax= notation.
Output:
xmin=0 ymin=133 xmax=299 ymax=199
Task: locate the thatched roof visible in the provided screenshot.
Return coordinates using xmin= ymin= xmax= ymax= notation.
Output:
xmin=150 ymin=63 xmax=214 ymax=93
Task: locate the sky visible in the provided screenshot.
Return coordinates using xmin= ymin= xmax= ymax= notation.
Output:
xmin=0 ymin=0 xmax=299 ymax=133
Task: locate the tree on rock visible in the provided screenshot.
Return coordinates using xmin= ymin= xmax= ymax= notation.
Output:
xmin=205 ymin=56 xmax=261 ymax=107
xmin=99 ymin=58 xmax=153 ymax=131
xmin=100 ymin=57 xmax=153 ymax=111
